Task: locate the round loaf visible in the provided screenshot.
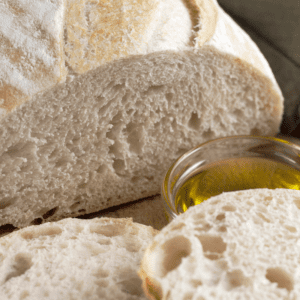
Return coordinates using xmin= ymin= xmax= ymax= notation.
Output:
xmin=0 ymin=0 xmax=284 ymax=228
xmin=0 ymin=217 xmax=158 ymax=300
xmin=139 ymin=189 xmax=300 ymax=300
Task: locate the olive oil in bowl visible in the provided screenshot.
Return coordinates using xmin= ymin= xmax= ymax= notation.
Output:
xmin=162 ymin=136 xmax=300 ymax=221
xmin=175 ymin=157 xmax=300 ymax=213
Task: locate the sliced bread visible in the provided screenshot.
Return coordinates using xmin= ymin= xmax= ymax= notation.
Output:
xmin=0 ymin=217 xmax=158 ymax=300
xmin=0 ymin=0 xmax=284 ymax=228
xmin=139 ymin=189 xmax=300 ymax=300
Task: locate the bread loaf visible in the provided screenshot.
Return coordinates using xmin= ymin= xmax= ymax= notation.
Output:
xmin=0 ymin=217 xmax=157 ymax=300
xmin=139 ymin=189 xmax=300 ymax=300
xmin=0 ymin=0 xmax=283 ymax=228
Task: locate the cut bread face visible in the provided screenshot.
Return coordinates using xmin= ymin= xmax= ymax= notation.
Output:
xmin=0 ymin=48 xmax=282 ymax=228
xmin=0 ymin=217 xmax=158 ymax=300
xmin=0 ymin=0 xmax=283 ymax=228
xmin=139 ymin=189 xmax=300 ymax=300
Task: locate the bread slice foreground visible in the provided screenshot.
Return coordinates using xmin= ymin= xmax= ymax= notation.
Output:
xmin=0 ymin=217 xmax=157 ymax=300
xmin=0 ymin=0 xmax=284 ymax=228
xmin=139 ymin=189 xmax=300 ymax=300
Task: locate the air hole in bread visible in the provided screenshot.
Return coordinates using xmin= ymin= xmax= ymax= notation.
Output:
xmin=202 ymin=128 xmax=214 ymax=140
xmin=218 ymin=226 xmax=227 ymax=232
xmin=233 ymin=109 xmax=243 ymax=119
xmin=170 ymin=223 xmax=185 ymax=231
xmin=131 ymin=176 xmax=140 ymax=183
xmin=161 ymin=236 xmax=191 ymax=276
xmin=5 ymin=142 xmax=35 ymax=158
xmin=55 ymin=157 xmax=72 ymax=169
xmin=0 ymin=196 xmax=17 ymax=210
xmin=265 ymin=267 xmax=294 ymax=291
xmin=263 ymin=196 xmax=273 ymax=202
xmin=30 ymin=218 xmax=43 ymax=225
xmin=42 ymin=206 xmax=58 ymax=219
xmin=284 ymin=225 xmax=297 ymax=233
xmin=95 ymin=269 xmax=109 ymax=278
xmin=165 ymin=93 xmax=174 ymax=103
xmin=191 ymin=280 xmax=203 ymax=288
xmin=197 ymin=235 xmax=227 ymax=257
xmin=90 ymin=224 xmax=125 ymax=237
xmin=20 ymin=291 xmax=30 ymax=299
xmin=192 ymin=212 xmax=206 ymax=221
xmin=5 ymin=253 xmax=33 ymax=282
xmin=216 ymin=213 xmax=225 ymax=221
xmin=95 ymin=279 xmax=109 ymax=288
xmin=124 ymin=240 xmax=141 ymax=253
xmin=124 ymin=122 xmax=144 ymax=154
xmin=126 ymin=108 xmax=134 ymax=116
xmin=222 ymin=205 xmax=236 ymax=212
xmin=293 ymin=199 xmax=300 ymax=209
xmin=0 ymin=224 xmax=17 ymax=237
xmin=21 ymin=225 xmax=62 ymax=239
xmin=224 ymin=269 xmax=250 ymax=290
xmin=60 ymin=242 xmax=68 ymax=249
xmin=112 ymin=159 xmax=126 ymax=175
xmin=48 ymin=148 xmax=59 ymax=160
xmin=97 ymin=238 xmax=112 ymax=245
xmin=257 ymin=212 xmax=271 ymax=223
xmin=146 ymin=85 xmax=165 ymax=95
xmin=83 ymin=242 xmax=106 ymax=255
xmin=96 ymin=164 xmax=107 ymax=174
xmin=109 ymin=140 xmax=124 ymax=158
xmin=188 ymin=112 xmax=200 ymax=130
xmin=122 ymin=92 xmax=129 ymax=104
xmin=195 ymin=223 xmax=212 ymax=232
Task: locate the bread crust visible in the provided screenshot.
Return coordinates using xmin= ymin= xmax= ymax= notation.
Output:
xmin=0 ymin=0 xmax=282 ymax=120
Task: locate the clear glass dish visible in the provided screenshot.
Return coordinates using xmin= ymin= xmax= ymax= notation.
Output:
xmin=162 ymin=135 xmax=300 ymax=222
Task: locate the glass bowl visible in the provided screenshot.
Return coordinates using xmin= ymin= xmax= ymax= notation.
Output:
xmin=162 ymin=135 xmax=300 ymax=222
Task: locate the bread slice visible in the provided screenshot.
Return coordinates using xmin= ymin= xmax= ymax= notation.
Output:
xmin=139 ymin=189 xmax=300 ymax=300
xmin=0 ymin=217 xmax=157 ymax=300
xmin=0 ymin=0 xmax=283 ymax=228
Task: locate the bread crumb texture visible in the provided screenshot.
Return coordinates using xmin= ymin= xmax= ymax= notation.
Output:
xmin=0 ymin=47 xmax=282 ymax=228
xmin=0 ymin=217 xmax=157 ymax=300
xmin=139 ymin=189 xmax=300 ymax=300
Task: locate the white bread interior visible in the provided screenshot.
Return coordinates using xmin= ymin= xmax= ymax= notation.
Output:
xmin=139 ymin=189 xmax=300 ymax=300
xmin=0 ymin=0 xmax=283 ymax=228
xmin=0 ymin=217 xmax=157 ymax=300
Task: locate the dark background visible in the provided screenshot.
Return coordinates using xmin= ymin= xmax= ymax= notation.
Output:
xmin=218 ymin=0 xmax=300 ymax=137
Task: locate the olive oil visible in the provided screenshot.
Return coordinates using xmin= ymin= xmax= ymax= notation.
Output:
xmin=175 ymin=157 xmax=300 ymax=213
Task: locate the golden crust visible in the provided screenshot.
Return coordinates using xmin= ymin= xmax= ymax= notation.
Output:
xmin=194 ymin=0 xmax=219 ymax=46
xmin=0 ymin=0 xmax=67 ymax=114
xmin=64 ymin=0 xmax=159 ymax=74
xmin=0 ymin=0 xmax=282 ymax=123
